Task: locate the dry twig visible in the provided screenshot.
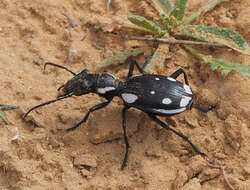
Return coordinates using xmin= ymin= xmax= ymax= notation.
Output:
xmin=106 ymin=0 xmax=111 ymax=11
xmin=81 ymin=29 xmax=89 ymax=41
xmin=0 ymin=103 xmax=18 ymax=110
xmin=207 ymin=162 xmax=235 ymax=190
xmin=62 ymin=13 xmax=78 ymax=28
xmin=33 ymin=60 xmax=43 ymax=66
xmin=125 ymin=35 xmax=228 ymax=48
xmin=11 ymin=127 xmax=24 ymax=141
xmin=92 ymin=43 xmax=105 ymax=51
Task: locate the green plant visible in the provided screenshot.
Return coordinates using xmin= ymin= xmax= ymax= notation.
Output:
xmin=124 ymin=0 xmax=250 ymax=77
xmin=0 ymin=103 xmax=18 ymax=125
xmin=0 ymin=111 xmax=10 ymax=125
xmin=100 ymin=48 xmax=145 ymax=67
xmin=186 ymin=46 xmax=250 ymax=77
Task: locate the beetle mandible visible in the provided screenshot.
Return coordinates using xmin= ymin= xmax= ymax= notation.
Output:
xmin=23 ymin=60 xmax=215 ymax=169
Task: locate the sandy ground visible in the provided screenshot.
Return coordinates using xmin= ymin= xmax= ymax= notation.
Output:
xmin=0 ymin=0 xmax=250 ymax=189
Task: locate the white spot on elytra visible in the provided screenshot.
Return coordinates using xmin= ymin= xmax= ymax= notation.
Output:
xmin=155 ymin=77 xmax=160 ymax=80
xmin=121 ymin=93 xmax=138 ymax=103
xmin=183 ymin=84 xmax=192 ymax=94
xmin=167 ymin=77 xmax=176 ymax=82
xmin=153 ymin=107 xmax=186 ymax=114
xmin=180 ymin=96 xmax=192 ymax=107
xmin=162 ymin=98 xmax=172 ymax=104
xmin=97 ymin=87 xmax=115 ymax=94
xmin=150 ymin=91 xmax=155 ymax=94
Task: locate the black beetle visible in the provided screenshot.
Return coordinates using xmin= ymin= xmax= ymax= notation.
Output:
xmin=23 ymin=60 xmax=215 ymax=169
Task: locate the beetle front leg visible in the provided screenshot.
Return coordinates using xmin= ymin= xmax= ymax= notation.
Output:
xmin=148 ymin=114 xmax=207 ymax=157
xmin=121 ymin=106 xmax=130 ymax=170
xmin=66 ymin=100 xmax=112 ymax=132
xmin=170 ymin=68 xmax=189 ymax=85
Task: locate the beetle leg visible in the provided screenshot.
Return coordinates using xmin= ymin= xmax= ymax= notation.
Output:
xmin=23 ymin=93 xmax=74 ymax=119
xmin=192 ymin=104 xmax=216 ymax=112
xmin=170 ymin=68 xmax=189 ymax=85
xmin=148 ymin=114 xmax=207 ymax=157
xmin=127 ymin=60 xmax=146 ymax=79
xmin=121 ymin=106 xmax=130 ymax=170
xmin=66 ymin=100 xmax=112 ymax=132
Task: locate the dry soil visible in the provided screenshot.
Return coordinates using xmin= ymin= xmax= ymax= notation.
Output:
xmin=0 ymin=0 xmax=250 ymax=190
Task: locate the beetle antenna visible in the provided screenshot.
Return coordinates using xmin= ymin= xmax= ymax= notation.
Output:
xmin=192 ymin=104 xmax=216 ymax=112
xmin=44 ymin=62 xmax=77 ymax=76
xmin=23 ymin=92 xmax=73 ymax=119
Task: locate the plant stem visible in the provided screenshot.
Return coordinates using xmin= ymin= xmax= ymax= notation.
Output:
xmin=62 ymin=13 xmax=78 ymax=28
xmin=0 ymin=103 xmax=19 ymax=110
xmin=125 ymin=35 xmax=227 ymax=48
xmin=207 ymin=162 xmax=235 ymax=190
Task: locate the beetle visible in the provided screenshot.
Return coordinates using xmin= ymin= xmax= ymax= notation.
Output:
xmin=23 ymin=60 xmax=215 ymax=169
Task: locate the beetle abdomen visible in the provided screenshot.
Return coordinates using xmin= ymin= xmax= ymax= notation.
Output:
xmin=120 ymin=75 xmax=194 ymax=115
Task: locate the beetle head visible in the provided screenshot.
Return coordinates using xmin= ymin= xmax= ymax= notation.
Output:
xmin=60 ymin=69 xmax=96 ymax=96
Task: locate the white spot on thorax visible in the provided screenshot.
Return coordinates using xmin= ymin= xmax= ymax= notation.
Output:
xmin=150 ymin=91 xmax=155 ymax=94
xmin=162 ymin=98 xmax=172 ymax=104
xmin=121 ymin=93 xmax=138 ymax=103
xmin=180 ymin=96 xmax=192 ymax=107
xmin=105 ymin=72 xmax=116 ymax=79
xmin=155 ymin=77 xmax=160 ymax=80
xmin=153 ymin=107 xmax=186 ymax=114
xmin=167 ymin=77 xmax=176 ymax=82
xmin=97 ymin=87 xmax=115 ymax=94
xmin=183 ymin=84 xmax=192 ymax=94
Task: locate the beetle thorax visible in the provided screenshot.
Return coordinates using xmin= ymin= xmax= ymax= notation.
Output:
xmin=96 ymin=72 xmax=120 ymax=95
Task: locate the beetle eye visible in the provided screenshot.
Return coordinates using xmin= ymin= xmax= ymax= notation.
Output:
xmin=83 ymin=69 xmax=90 ymax=74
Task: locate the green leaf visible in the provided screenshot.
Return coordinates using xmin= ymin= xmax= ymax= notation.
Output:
xmin=182 ymin=0 xmax=230 ymax=26
xmin=186 ymin=46 xmax=250 ymax=77
xmin=93 ymin=23 xmax=101 ymax=30
xmin=127 ymin=15 xmax=166 ymax=35
xmin=171 ymin=0 xmax=187 ymax=21
xmin=100 ymin=48 xmax=145 ymax=66
xmin=157 ymin=0 xmax=173 ymax=14
xmin=182 ymin=25 xmax=250 ymax=55
xmin=160 ymin=14 xmax=178 ymax=29
xmin=123 ymin=24 xmax=157 ymax=35
xmin=143 ymin=49 xmax=159 ymax=73
xmin=0 ymin=111 xmax=10 ymax=125
xmin=146 ymin=0 xmax=173 ymax=15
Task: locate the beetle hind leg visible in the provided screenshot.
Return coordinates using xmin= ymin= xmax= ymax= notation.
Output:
xmin=192 ymin=104 xmax=216 ymax=112
xmin=170 ymin=68 xmax=189 ymax=85
xmin=148 ymin=114 xmax=207 ymax=157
